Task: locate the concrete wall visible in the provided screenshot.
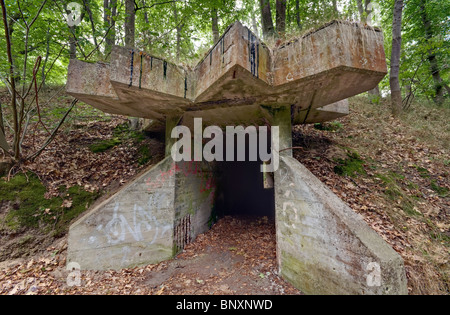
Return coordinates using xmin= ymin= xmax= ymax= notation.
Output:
xmin=67 ymin=157 xmax=216 ymax=270
xmin=275 ymin=156 xmax=407 ymax=295
xmin=174 ymin=161 xmax=216 ymax=251
xmin=67 ymin=157 xmax=176 ymax=270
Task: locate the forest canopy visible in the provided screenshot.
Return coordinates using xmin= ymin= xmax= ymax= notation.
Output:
xmin=0 ymin=0 xmax=448 ymax=96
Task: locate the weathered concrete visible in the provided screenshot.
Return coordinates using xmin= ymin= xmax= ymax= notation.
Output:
xmin=274 ymin=156 xmax=408 ymax=295
xmin=174 ymin=161 xmax=216 ymax=251
xmin=68 ymin=157 xmax=176 ymax=270
xmin=296 ymin=99 xmax=349 ymax=125
xmin=66 ymin=21 xmax=385 ymax=127
xmin=67 ymin=156 xmax=216 ymax=270
xmin=165 ymin=116 xmax=182 ymax=157
xmin=65 ymin=20 xmax=407 ymax=295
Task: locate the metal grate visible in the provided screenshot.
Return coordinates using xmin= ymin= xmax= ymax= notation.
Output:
xmin=175 ymin=214 xmax=192 ymax=251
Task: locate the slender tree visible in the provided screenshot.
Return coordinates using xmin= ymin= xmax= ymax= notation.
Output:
xmin=125 ymin=0 xmax=135 ymax=47
xmin=419 ymin=0 xmax=449 ymax=104
xmin=104 ymin=0 xmax=117 ymax=55
xmin=212 ymin=7 xmax=220 ymax=43
xmin=390 ymin=0 xmax=404 ymax=115
xmin=1 ymin=0 xmax=19 ymax=159
xmin=295 ymin=0 xmax=302 ymax=30
xmin=275 ymin=0 xmax=287 ymax=37
xmin=260 ymin=0 xmax=275 ymax=39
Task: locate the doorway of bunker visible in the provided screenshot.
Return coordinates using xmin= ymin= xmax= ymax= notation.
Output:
xmin=210 ymin=128 xmax=275 ymax=222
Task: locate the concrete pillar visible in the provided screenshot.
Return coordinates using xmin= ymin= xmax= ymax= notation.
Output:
xmin=165 ymin=116 xmax=181 ymax=157
xmin=267 ymin=105 xmax=292 ymax=158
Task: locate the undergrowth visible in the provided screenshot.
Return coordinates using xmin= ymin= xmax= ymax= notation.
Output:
xmin=0 ymin=172 xmax=99 ymax=237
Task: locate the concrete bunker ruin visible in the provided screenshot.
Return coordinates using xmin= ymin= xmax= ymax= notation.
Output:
xmin=66 ymin=21 xmax=408 ymax=295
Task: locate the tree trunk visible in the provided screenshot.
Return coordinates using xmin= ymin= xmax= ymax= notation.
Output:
xmin=295 ymin=0 xmax=302 ymax=30
xmin=69 ymin=27 xmax=77 ymax=59
xmin=173 ymin=3 xmax=182 ymax=62
xmin=66 ymin=4 xmax=86 ymax=60
xmin=390 ymin=0 xmax=404 ymax=116
xmin=356 ymin=0 xmax=366 ymax=23
xmin=104 ymin=0 xmax=117 ymax=55
xmin=251 ymin=8 xmax=259 ymax=35
xmin=1 ymin=0 xmax=19 ymax=160
xmin=275 ymin=0 xmax=287 ymax=37
xmin=332 ymin=0 xmax=338 ymax=13
xmin=0 ymin=99 xmax=4 ymax=136
xmin=212 ymin=8 xmax=219 ymax=43
xmin=125 ymin=0 xmax=135 ymax=47
xmin=358 ymin=0 xmax=380 ymax=102
xmin=419 ymin=0 xmax=446 ymax=104
xmin=260 ymin=0 xmax=275 ymax=39
xmin=82 ymin=0 xmax=99 ymax=55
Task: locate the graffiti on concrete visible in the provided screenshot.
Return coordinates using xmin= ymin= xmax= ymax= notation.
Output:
xmin=145 ymin=161 xmax=215 ymax=195
xmin=281 ymin=183 xmax=299 ymax=229
xmin=103 ymin=200 xmax=172 ymax=246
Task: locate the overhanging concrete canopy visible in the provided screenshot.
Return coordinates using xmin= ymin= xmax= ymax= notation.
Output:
xmin=66 ymin=20 xmax=386 ymax=128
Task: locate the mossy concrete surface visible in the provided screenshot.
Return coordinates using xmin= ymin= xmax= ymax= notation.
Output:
xmin=275 ymin=156 xmax=408 ymax=295
xmin=67 ymin=156 xmax=216 ymax=270
xmin=66 ymin=21 xmax=386 ymax=130
xmin=67 ymin=157 xmax=177 ymax=270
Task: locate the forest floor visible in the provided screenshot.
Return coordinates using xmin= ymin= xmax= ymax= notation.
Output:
xmin=0 ymin=88 xmax=448 ymax=295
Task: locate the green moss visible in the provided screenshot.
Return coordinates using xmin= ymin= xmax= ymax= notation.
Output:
xmin=137 ymin=145 xmax=152 ymax=165
xmin=430 ymin=180 xmax=449 ymax=197
xmin=113 ymin=123 xmax=145 ymax=142
xmin=416 ymin=166 xmax=430 ymax=178
xmin=89 ymin=138 xmax=122 ymax=153
xmin=375 ymin=172 xmax=422 ymax=217
xmin=89 ymin=123 xmax=147 ymax=154
xmin=314 ymin=121 xmax=343 ymax=132
xmin=0 ymin=172 xmax=99 ymax=236
xmin=333 ymin=151 xmax=366 ymax=177
xmin=407 ymin=181 xmax=419 ymax=190
xmin=430 ymin=230 xmax=450 ymax=247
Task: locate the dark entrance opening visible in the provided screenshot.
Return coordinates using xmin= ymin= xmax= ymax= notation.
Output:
xmin=214 ymin=160 xmax=275 ymax=218
xmin=212 ymin=130 xmax=275 ymax=219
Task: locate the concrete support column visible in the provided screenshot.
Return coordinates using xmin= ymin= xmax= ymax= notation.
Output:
xmin=165 ymin=116 xmax=181 ymax=157
xmin=269 ymin=105 xmax=292 ymax=158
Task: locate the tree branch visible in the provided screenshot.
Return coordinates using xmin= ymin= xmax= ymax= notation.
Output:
xmin=26 ymin=99 xmax=78 ymax=161
xmin=134 ymin=0 xmax=180 ymax=11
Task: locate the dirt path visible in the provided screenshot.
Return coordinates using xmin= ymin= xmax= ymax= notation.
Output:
xmin=0 ymin=216 xmax=301 ymax=295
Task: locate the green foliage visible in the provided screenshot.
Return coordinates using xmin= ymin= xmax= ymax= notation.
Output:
xmin=314 ymin=121 xmax=343 ymax=132
xmin=113 ymin=123 xmax=145 ymax=142
xmin=0 ymin=172 xmax=99 ymax=236
xmin=375 ymin=171 xmax=423 ymax=217
xmin=378 ymin=0 xmax=450 ymax=101
xmin=89 ymin=122 xmax=146 ymax=153
xmin=89 ymin=137 xmax=122 ymax=153
xmin=430 ymin=180 xmax=449 ymax=198
xmin=416 ymin=166 xmax=430 ymax=178
xmin=137 ymin=144 xmax=152 ymax=165
xmin=333 ymin=151 xmax=366 ymax=177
